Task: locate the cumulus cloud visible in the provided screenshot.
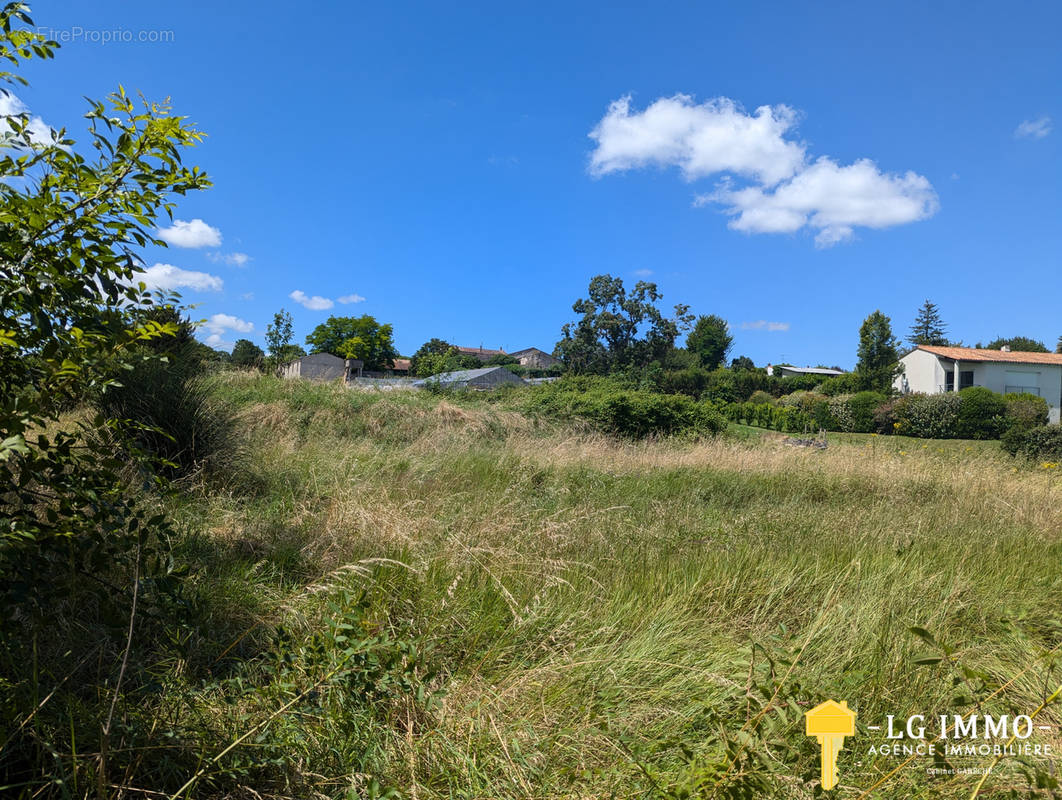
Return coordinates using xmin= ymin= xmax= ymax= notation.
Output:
xmin=706 ymin=157 xmax=939 ymax=248
xmin=199 ymin=313 xmax=254 ymax=352
xmin=207 ymin=251 xmax=251 ymax=266
xmin=741 ymin=320 xmax=790 ymax=332
xmin=289 ymin=289 xmax=334 ymax=311
xmin=1015 ymin=116 xmax=1052 ymax=140
xmin=137 ymin=263 xmax=223 ymax=292
xmin=589 ymin=94 xmax=938 ymax=246
xmin=0 ymin=91 xmax=57 ymax=145
xmin=589 ymin=95 xmax=805 ymax=185
xmin=157 ymin=219 xmax=222 ymax=248
xmin=337 ymin=293 xmax=366 ymax=304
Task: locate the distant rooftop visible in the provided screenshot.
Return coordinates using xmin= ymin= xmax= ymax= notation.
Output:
xmin=915 ymin=345 xmax=1062 ymax=366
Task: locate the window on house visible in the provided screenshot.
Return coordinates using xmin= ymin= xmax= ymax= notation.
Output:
xmin=944 ymin=370 xmax=974 ymax=391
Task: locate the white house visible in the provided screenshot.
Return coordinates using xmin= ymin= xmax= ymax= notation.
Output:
xmin=895 ymin=345 xmax=1062 ymax=424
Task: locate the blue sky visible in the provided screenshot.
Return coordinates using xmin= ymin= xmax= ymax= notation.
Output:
xmin=13 ymin=1 xmax=1061 ymax=366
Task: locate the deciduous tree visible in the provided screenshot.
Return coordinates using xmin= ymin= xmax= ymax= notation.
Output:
xmin=306 ymin=314 xmax=397 ymax=371
xmin=686 ymin=314 xmax=733 ymax=369
xmin=855 ymin=310 xmax=901 ymax=393
xmin=554 ymin=274 xmax=693 ymax=373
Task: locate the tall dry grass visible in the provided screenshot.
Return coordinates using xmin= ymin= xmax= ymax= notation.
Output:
xmin=167 ymin=373 xmax=1062 ymax=798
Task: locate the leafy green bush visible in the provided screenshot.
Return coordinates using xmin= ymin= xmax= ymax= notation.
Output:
xmin=892 ymin=393 xmax=962 ymax=439
xmin=1004 ymin=392 xmax=1049 ymax=431
xmin=848 ymin=391 xmax=887 ymax=433
xmin=748 ymin=390 xmax=775 ymax=406
xmin=954 ymin=386 xmax=1007 ymax=439
xmin=96 ymin=324 xmax=242 ymax=482
xmin=1000 ymin=425 xmax=1062 ymax=460
xmin=522 ymin=377 xmax=725 ymax=438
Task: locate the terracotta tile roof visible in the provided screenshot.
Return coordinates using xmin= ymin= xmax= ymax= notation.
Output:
xmin=916 ymin=345 xmax=1062 ymax=365
xmin=391 ymin=358 xmax=411 ymax=371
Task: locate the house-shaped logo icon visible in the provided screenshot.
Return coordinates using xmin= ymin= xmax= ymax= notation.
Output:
xmin=806 ymin=700 xmax=856 ymax=791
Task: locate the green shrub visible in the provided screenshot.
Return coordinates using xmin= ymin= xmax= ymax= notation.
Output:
xmin=522 ymin=377 xmax=725 ymax=438
xmin=954 ymin=387 xmax=1007 ymax=440
xmin=1004 ymin=392 xmax=1049 ymax=431
xmin=1000 ymin=425 xmax=1062 ymax=460
xmin=748 ymin=390 xmax=775 ymax=406
xmin=97 ymin=339 xmax=242 ymax=481
xmin=849 ymin=391 xmax=887 ymax=433
xmin=892 ymin=393 xmax=962 ymax=439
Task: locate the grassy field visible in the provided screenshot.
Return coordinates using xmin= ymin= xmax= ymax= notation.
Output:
xmin=161 ymin=373 xmax=1062 ymax=798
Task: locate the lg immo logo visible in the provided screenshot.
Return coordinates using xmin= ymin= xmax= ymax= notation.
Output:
xmin=805 ymin=700 xmax=1054 ymax=791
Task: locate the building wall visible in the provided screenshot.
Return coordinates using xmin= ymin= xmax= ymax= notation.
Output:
xmin=281 ymin=353 xmax=346 ymax=382
xmin=516 ymin=349 xmax=559 ymax=368
xmin=898 ymin=351 xmax=1062 ymax=423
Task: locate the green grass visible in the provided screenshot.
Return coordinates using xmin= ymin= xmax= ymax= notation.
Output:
xmin=15 ymin=372 xmax=1062 ymax=798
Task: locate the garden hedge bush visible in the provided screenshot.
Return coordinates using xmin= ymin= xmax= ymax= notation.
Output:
xmin=1000 ymin=425 xmax=1062 ymax=461
xmin=1004 ymin=393 xmax=1049 ymax=431
xmin=523 ymin=377 xmax=726 ymax=438
xmin=953 ymin=386 xmax=1007 ymax=439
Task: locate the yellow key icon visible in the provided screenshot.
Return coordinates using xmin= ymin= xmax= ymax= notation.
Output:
xmin=805 ymin=700 xmax=856 ymax=791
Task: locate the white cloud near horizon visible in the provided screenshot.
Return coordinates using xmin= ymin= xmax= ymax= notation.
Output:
xmin=207 ymin=251 xmax=251 ymax=266
xmin=200 ymin=313 xmax=254 ymax=352
xmin=588 ymin=94 xmax=938 ymax=247
xmin=157 ymin=219 xmax=222 ymax=248
xmin=137 ymin=263 xmax=223 ymax=292
xmin=337 ymin=293 xmax=366 ymax=304
xmin=741 ymin=320 xmax=790 ymax=332
xmin=289 ymin=289 xmax=334 ymax=310
xmin=1014 ymin=116 xmax=1052 ymax=140
xmin=0 ymin=91 xmax=56 ymax=145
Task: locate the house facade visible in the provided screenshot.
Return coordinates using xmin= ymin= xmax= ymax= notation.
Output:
xmin=896 ymin=345 xmax=1062 ymax=424
xmin=508 ymin=347 xmax=560 ymax=369
xmin=280 ymin=352 xmax=346 ymax=381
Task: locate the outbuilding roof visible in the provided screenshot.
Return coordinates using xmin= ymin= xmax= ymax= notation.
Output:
xmin=915 ymin=345 xmax=1062 ymax=366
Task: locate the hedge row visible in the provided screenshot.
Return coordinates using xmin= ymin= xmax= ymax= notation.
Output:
xmin=523 ymin=377 xmax=727 ymax=438
xmin=725 ymin=388 xmax=1049 ymax=440
xmin=1001 ymin=425 xmax=1062 ymax=461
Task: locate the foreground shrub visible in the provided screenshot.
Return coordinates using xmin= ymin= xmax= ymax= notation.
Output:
xmin=954 ymin=386 xmax=1007 ymax=439
xmin=523 ymin=377 xmax=726 ymax=438
xmin=1000 ymin=425 xmax=1062 ymax=460
xmin=1004 ymin=392 xmax=1049 ymax=431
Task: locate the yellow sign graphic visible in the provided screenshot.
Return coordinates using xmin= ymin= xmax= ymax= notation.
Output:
xmin=806 ymin=700 xmax=856 ymax=790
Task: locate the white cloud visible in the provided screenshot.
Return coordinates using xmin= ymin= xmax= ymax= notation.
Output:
xmin=589 ymin=95 xmax=805 ymax=185
xmin=741 ymin=320 xmax=790 ymax=332
xmin=199 ymin=313 xmax=254 ymax=352
xmin=289 ymin=289 xmax=334 ymax=311
xmin=1015 ymin=116 xmax=1052 ymax=140
xmin=704 ymin=157 xmax=939 ymax=248
xmin=157 ymin=218 xmax=222 ymax=248
xmin=0 ymin=90 xmax=57 ymax=145
xmin=137 ymin=263 xmax=223 ymax=292
xmin=207 ymin=251 xmax=251 ymax=266
xmin=337 ymin=293 xmax=366 ymax=304
xmin=633 ymin=269 xmax=654 ymax=277
xmin=589 ymin=94 xmax=938 ymax=247
xmin=241 ymin=292 xmax=255 ymax=301
xmin=203 ymin=313 xmax=253 ymax=335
